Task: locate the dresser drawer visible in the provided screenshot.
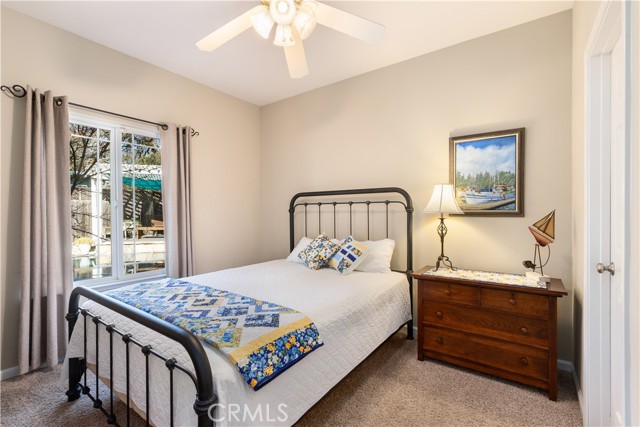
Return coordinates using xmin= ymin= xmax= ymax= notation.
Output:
xmin=422 ymin=281 xmax=479 ymax=306
xmin=423 ymin=301 xmax=549 ymax=347
xmin=423 ymin=327 xmax=549 ymax=381
xmin=480 ymin=288 xmax=549 ymax=318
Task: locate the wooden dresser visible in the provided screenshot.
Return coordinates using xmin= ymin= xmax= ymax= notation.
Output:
xmin=413 ymin=266 xmax=567 ymax=400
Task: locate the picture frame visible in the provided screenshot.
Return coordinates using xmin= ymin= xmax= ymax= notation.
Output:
xmin=449 ymin=128 xmax=524 ymax=216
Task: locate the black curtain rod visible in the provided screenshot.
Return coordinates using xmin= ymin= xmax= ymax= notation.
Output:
xmin=1 ymin=84 xmax=199 ymax=137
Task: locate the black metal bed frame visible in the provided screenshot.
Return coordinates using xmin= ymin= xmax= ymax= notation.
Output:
xmin=65 ymin=187 xmax=414 ymax=426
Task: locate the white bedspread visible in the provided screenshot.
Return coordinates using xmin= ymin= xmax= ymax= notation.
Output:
xmin=64 ymin=260 xmax=411 ymax=426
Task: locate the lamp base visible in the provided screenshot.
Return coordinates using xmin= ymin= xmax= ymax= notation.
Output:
xmin=434 ymin=255 xmax=456 ymax=271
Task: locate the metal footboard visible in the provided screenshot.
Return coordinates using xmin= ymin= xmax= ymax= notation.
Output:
xmin=65 ymin=286 xmax=216 ymax=427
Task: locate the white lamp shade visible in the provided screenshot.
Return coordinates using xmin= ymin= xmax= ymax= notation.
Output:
xmin=293 ymin=0 xmax=319 ymax=39
xmin=250 ymin=5 xmax=275 ymax=39
xmin=424 ymin=184 xmax=464 ymax=215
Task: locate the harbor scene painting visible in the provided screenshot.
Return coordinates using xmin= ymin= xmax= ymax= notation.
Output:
xmin=450 ymin=128 xmax=524 ymax=216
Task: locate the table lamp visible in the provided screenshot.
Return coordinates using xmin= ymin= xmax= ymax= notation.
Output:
xmin=424 ymin=184 xmax=464 ymax=271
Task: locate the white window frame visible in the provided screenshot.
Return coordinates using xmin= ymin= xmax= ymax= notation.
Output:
xmin=70 ymin=111 xmax=166 ymax=289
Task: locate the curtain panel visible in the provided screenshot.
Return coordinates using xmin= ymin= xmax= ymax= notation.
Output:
xmin=19 ymin=87 xmax=73 ymax=374
xmin=161 ymin=125 xmax=194 ymax=278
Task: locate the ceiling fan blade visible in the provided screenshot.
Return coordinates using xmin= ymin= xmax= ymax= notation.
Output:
xmin=284 ymin=29 xmax=309 ymax=78
xmin=316 ymin=2 xmax=384 ymax=44
xmin=196 ymin=6 xmax=263 ymax=52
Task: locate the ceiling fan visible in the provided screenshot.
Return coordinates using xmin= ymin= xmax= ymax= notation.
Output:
xmin=195 ymin=0 xmax=384 ymax=79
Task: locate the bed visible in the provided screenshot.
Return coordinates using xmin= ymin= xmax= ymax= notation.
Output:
xmin=64 ymin=187 xmax=414 ymax=427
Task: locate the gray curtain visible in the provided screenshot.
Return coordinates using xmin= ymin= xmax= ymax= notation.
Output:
xmin=18 ymin=87 xmax=73 ymax=374
xmin=161 ymin=125 xmax=194 ymax=278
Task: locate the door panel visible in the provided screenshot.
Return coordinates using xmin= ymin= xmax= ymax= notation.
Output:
xmin=609 ymin=36 xmax=626 ymax=427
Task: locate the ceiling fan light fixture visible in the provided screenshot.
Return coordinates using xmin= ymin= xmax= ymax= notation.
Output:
xmin=293 ymin=0 xmax=319 ymax=40
xmin=250 ymin=5 xmax=275 ymax=39
xmin=196 ymin=0 xmax=386 ymax=79
xmin=273 ymin=24 xmax=295 ymax=47
xmin=270 ymin=0 xmax=297 ymax=25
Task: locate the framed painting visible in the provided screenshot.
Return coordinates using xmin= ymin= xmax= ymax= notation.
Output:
xmin=449 ymin=128 xmax=524 ymax=216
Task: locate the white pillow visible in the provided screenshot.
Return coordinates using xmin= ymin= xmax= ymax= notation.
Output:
xmin=286 ymin=237 xmax=313 ymax=264
xmin=355 ymin=239 xmax=395 ymax=273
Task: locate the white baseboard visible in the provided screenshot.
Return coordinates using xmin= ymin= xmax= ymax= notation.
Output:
xmin=1 ymin=356 xmax=65 ymax=381
xmin=1 ymin=365 xmax=19 ymax=381
xmin=557 ymin=359 xmax=583 ymax=413
xmin=571 ymin=362 xmax=583 ymax=413
xmin=557 ymin=358 xmax=573 ymax=372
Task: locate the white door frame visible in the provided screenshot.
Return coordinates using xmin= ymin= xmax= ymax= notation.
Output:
xmin=583 ymin=1 xmax=632 ymax=426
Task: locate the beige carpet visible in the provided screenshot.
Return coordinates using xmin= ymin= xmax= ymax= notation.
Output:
xmin=0 ymin=331 xmax=582 ymax=426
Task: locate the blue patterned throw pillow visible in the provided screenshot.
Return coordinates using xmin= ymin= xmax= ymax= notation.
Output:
xmin=298 ymin=233 xmax=341 ymax=270
xmin=328 ymin=236 xmax=369 ymax=275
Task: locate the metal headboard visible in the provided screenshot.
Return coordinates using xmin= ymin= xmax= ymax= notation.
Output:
xmin=288 ymin=187 xmax=414 ymax=339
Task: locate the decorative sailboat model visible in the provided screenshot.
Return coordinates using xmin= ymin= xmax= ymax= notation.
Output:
xmin=522 ymin=210 xmax=555 ymax=280
xmin=529 ymin=210 xmax=555 ymax=246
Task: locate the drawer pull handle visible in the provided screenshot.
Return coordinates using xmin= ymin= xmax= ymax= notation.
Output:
xmin=436 ymin=311 xmax=443 ymax=318
xmin=520 ymin=327 xmax=529 ymax=334
xmin=520 ymin=357 xmax=529 ymax=365
xmin=508 ymin=298 xmax=516 ymax=305
xmin=436 ymin=337 xmax=443 ymax=344
xmin=444 ymin=289 xmax=452 ymax=296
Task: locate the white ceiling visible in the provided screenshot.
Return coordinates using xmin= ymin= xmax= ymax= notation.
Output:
xmin=3 ymin=1 xmax=573 ymax=106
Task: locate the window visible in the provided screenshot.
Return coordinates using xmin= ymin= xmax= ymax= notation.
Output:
xmin=70 ymin=113 xmax=165 ymax=285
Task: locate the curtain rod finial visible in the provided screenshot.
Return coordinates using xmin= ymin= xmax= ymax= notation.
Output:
xmin=1 ymin=84 xmax=27 ymax=98
xmin=180 ymin=127 xmax=199 ymax=137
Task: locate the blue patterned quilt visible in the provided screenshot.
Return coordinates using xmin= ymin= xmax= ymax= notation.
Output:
xmin=107 ymin=279 xmax=323 ymax=390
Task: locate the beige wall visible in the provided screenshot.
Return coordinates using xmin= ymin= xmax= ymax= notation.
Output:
xmin=260 ymin=11 xmax=574 ymax=361
xmin=570 ymin=0 xmax=601 ymax=396
xmin=0 ymin=8 xmax=262 ymax=371
xmin=1 ymin=7 xmax=579 ymax=372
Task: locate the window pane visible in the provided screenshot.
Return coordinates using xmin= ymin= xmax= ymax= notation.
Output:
xmin=122 ymin=137 xmax=164 ymax=276
xmin=70 ymin=124 xmax=97 ymax=138
xmin=134 ymin=134 xmax=160 ymax=149
xmin=100 ymin=129 xmax=111 ymax=141
xmin=122 ymin=142 xmax=134 ymax=165
xmin=70 ymin=125 xmax=112 ymax=281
